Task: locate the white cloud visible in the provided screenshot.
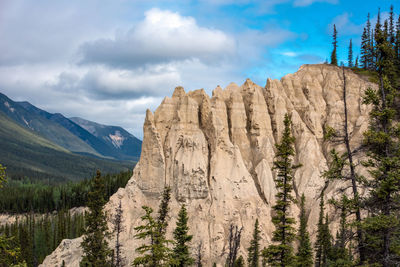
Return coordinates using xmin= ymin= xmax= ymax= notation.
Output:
xmin=79 ymin=8 xmax=236 ymax=68
xmin=329 ymin=12 xmax=363 ymax=35
xmin=293 ymin=0 xmax=338 ymax=7
xmin=282 ymin=51 xmax=298 ymax=57
xmin=0 ymin=5 xmax=297 ymax=137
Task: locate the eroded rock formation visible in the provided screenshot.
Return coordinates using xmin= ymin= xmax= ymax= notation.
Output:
xmin=41 ymin=64 xmax=376 ymax=266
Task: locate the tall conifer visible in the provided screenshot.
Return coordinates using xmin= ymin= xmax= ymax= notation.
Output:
xmin=348 ymin=39 xmax=353 ymax=67
xmin=133 ymin=187 xmax=172 ymax=266
xmin=331 ymin=24 xmax=338 ymax=65
xmin=112 ymin=200 xmax=125 ymax=267
xmin=248 ymin=219 xmax=260 ymax=267
xmin=80 ymin=170 xmax=111 ymax=267
xmin=314 ymin=188 xmax=331 ymax=267
xmin=295 ymin=194 xmax=313 ymax=267
xmin=171 ymin=205 xmax=194 ymax=267
xmin=264 ymin=114 xmax=299 ymax=266
xmin=361 ymin=16 xmax=400 ymax=265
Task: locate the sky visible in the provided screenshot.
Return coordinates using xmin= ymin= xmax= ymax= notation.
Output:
xmin=0 ymin=0 xmax=396 ymax=139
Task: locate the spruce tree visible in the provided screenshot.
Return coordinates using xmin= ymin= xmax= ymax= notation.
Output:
xmin=327 ymin=195 xmax=352 ymax=266
xmin=80 ymin=170 xmax=111 ymax=267
xmin=0 ymin=164 xmax=5 ymax=188
xmin=132 ymin=206 xmax=159 ymax=266
xmin=171 ymin=204 xmax=194 ymax=267
xmin=360 ymin=27 xmax=369 ymax=69
xmin=396 ymin=15 xmax=400 ymax=63
xmin=295 ymin=194 xmax=313 ymax=267
xmin=321 ymin=67 xmax=367 ymax=263
xmin=348 ymin=39 xmax=353 ymax=67
xmin=247 ymin=219 xmax=260 ymax=267
xmin=112 ymin=200 xmax=125 ymax=267
xmin=234 ymin=255 xmax=245 ymax=267
xmin=389 ymin=5 xmax=395 ymax=44
xmin=264 ymin=114 xmax=298 ymax=266
xmin=361 ymin=17 xmax=400 ymax=265
xmin=331 ymin=24 xmax=338 ymax=66
xmin=314 ymin=188 xmax=332 ymax=267
xmin=133 ymin=187 xmax=172 ymax=266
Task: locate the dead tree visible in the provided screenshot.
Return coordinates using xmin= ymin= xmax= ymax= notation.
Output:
xmin=226 ymin=224 xmax=243 ymax=267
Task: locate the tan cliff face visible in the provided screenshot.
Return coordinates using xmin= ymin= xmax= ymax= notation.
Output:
xmin=41 ymin=64 xmax=376 ymax=266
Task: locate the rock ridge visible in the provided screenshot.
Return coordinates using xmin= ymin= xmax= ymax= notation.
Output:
xmin=41 ymin=64 xmax=376 ymax=267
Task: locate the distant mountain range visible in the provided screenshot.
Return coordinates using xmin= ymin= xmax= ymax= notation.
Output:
xmin=0 ymin=92 xmax=142 ymax=181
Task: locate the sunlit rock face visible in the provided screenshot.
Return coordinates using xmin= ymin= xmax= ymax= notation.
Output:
xmin=41 ymin=64 xmax=376 ymax=267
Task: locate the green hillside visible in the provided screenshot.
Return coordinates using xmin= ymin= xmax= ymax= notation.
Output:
xmin=0 ymin=93 xmax=103 ymax=157
xmin=0 ymin=110 xmax=133 ymax=182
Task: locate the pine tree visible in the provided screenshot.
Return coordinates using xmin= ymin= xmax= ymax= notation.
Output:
xmin=234 ymin=255 xmax=245 ymax=267
xmin=132 ymin=206 xmax=158 ymax=266
xmin=361 ymin=27 xmax=369 ymax=69
xmin=396 ymin=15 xmax=400 ymax=62
xmin=331 ymin=24 xmax=338 ymax=65
xmin=321 ymin=215 xmax=332 ymax=265
xmin=247 ymin=219 xmax=260 ymax=267
xmin=366 ymin=13 xmax=375 ymax=69
xmin=133 ymin=187 xmax=172 ymax=266
xmin=355 ymin=56 xmax=359 ymax=68
xmin=322 ymin=67 xmax=367 ymax=263
xmin=389 ymin=5 xmax=395 ymax=44
xmin=171 ymin=205 xmax=194 ymax=267
xmin=361 ymin=17 xmax=400 ymax=264
xmin=264 ymin=114 xmax=299 ymax=266
xmin=112 ymin=200 xmax=125 ymax=267
xmin=80 ymin=170 xmax=112 ymax=267
xmin=327 ymin=195 xmax=352 ymax=266
xmin=295 ymin=194 xmax=313 ymax=267
xmin=314 ymin=187 xmax=332 ymax=267
xmin=348 ymin=39 xmax=353 ymax=67
xmin=0 ymin=164 xmax=5 ymax=188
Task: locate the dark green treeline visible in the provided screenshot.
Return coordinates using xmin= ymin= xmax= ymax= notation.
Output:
xmin=0 ymin=170 xmax=132 ymax=214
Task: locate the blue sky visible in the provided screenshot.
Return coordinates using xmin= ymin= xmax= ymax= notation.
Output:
xmin=0 ymin=0 xmax=396 ymax=138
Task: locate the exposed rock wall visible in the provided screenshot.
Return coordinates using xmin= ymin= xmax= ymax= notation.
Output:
xmin=41 ymin=64 xmax=376 ymax=266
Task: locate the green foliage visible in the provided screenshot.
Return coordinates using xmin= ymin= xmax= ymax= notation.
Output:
xmin=323 ymin=125 xmax=337 ymax=141
xmin=233 ymin=256 xmax=245 ymax=267
xmin=314 ymin=192 xmax=332 ymax=267
xmin=0 ymin=163 xmax=5 ymax=188
xmin=331 ymin=24 xmax=338 ymax=65
xmin=133 ymin=187 xmax=172 ymax=266
xmin=264 ymin=114 xmax=298 ymax=266
xmin=0 ymin=233 xmax=23 ymax=267
xmin=0 ymin=170 xmax=132 ymax=213
xmin=80 ymin=170 xmax=112 ymax=267
xmin=0 ymin=211 xmax=85 ymax=267
xmin=132 ymin=206 xmax=159 ymax=266
xmin=361 ymin=15 xmax=400 ymax=265
xmin=327 ymin=195 xmax=353 ymax=267
xmin=360 ymin=26 xmax=400 ymax=263
xmin=248 ymin=219 xmax=260 ymax=267
xmin=295 ymin=194 xmax=313 ymax=267
xmin=171 ymin=205 xmax=194 ymax=267
xmin=112 ymin=200 xmax=125 ymax=267
xmin=348 ymin=39 xmax=353 ymax=67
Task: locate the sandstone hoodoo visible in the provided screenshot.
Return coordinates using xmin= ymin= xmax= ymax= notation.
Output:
xmin=41 ymin=64 xmax=376 ymax=266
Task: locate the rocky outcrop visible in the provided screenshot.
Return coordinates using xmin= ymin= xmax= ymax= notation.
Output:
xmin=41 ymin=64 xmax=376 ymax=267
